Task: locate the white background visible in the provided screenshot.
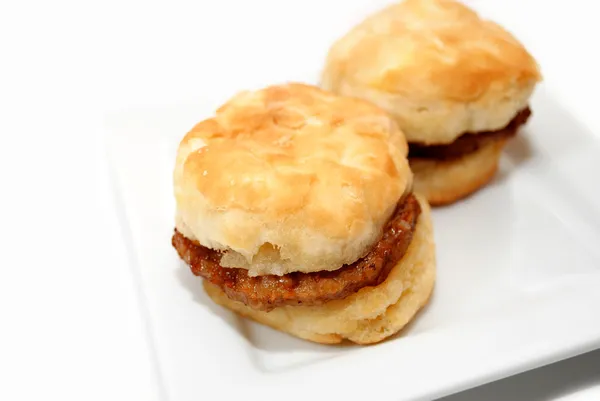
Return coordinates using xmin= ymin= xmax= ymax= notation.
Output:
xmin=1 ymin=0 xmax=599 ymax=400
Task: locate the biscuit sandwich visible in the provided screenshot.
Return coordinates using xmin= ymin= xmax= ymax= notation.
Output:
xmin=171 ymin=83 xmax=436 ymax=344
xmin=321 ymin=0 xmax=541 ymax=205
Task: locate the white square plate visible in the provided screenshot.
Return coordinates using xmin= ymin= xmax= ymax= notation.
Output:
xmin=105 ymin=1 xmax=600 ymax=400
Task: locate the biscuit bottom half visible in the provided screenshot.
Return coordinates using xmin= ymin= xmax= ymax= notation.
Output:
xmin=203 ymin=195 xmax=435 ymax=345
xmin=408 ymin=107 xmax=530 ymax=206
xmin=410 ymin=140 xmax=506 ymax=206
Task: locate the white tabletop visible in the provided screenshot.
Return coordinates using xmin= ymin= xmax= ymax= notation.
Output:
xmin=1 ymin=0 xmax=599 ymax=399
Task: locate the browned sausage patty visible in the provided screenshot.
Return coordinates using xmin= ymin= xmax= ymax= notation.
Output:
xmin=408 ymin=107 xmax=531 ymax=160
xmin=172 ymin=194 xmax=421 ymax=312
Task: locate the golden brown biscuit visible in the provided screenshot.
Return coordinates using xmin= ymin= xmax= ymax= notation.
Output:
xmin=174 ymin=83 xmax=413 ymax=276
xmin=410 ymin=140 xmax=506 ymax=206
xmin=321 ymin=0 xmax=541 ymax=145
xmin=204 ymin=195 xmax=435 ymax=345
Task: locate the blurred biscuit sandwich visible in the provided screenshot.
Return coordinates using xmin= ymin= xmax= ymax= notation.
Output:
xmin=321 ymin=0 xmax=541 ymax=205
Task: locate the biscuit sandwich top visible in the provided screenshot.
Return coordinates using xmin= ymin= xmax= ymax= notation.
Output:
xmin=321 ymin=0 xmax=541 ymax=145
xmin=174 ymin=83 xmax=412 ymax=276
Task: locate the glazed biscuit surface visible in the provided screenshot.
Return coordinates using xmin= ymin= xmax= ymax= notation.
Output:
xmin=174 ymin=83 xmax=412 ymax=276
xmin=321 ymin=0 xmax=541 ymax=144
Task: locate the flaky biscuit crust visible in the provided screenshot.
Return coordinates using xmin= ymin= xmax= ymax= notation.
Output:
xmin=174 ymin=83 xmax=412 ymax=276
xmin=321 ymin=0 xmax=541 ymax=144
